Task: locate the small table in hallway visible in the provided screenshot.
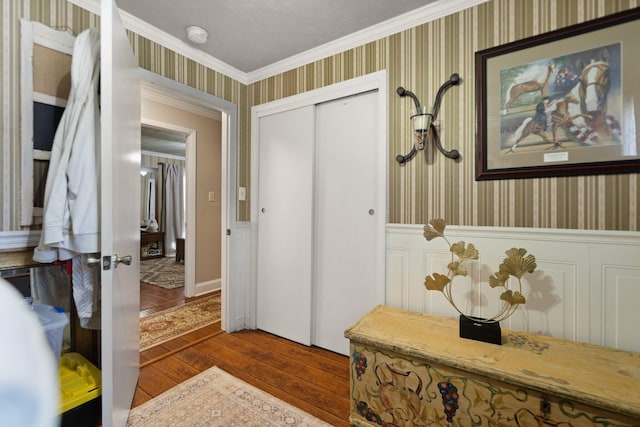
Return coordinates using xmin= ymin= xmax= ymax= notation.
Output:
xmin=141 ymin=231 xmax=165 ymax=260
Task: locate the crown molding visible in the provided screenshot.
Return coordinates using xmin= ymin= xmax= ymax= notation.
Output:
xmin=63 ymin=0 xmax=99 ymax=15
xmin=67 ymin=0 xmax=250 ymax=84
xmin=246 ymin=0 xmax=489 ymax=83
xmin=67 ymin=0 xmax=487 ymax=86
xmin=119 ymin=9 xmax=249 ymax=84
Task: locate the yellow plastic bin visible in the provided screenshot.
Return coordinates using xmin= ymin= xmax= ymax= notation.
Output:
xmin=59 ymin=352 xmax=102 ymax=427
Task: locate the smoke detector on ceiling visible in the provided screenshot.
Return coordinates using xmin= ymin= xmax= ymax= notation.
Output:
xmin=186 ymin=25 xmax=208 ymax=44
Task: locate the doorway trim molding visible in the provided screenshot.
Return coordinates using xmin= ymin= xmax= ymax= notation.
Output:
xmin=249 ymin=70 xmax=388 ymax=329
xmin=139 ymin=69 xmax=239 ymax=332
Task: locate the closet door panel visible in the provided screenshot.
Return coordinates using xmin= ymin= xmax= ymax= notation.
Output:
xmin=313 ymin=91 xmax=381 ymax=355
xmin=256 ymin=106 xmax=314 ymax=345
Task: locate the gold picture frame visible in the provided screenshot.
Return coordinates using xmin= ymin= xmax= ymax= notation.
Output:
xmin=476 ymin=8 xmax=640 ymax=180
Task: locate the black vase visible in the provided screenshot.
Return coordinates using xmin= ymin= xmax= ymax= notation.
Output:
xmin=459 ymin=315 xmax=502 ymax=345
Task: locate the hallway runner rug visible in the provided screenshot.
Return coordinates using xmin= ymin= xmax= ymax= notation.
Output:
xmin=140 ymin=257 xmax=184 ymax=289
xmin=127 ymin=366 xmax=331 ymax=426
xmin=139 ymin=292 xmax=221 ymax=351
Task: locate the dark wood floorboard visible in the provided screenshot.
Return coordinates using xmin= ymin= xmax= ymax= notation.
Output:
xmin=139 ymin=281 xmax=202 ymax=316
xmin=135 ymin=277 xmax=350 ymax=426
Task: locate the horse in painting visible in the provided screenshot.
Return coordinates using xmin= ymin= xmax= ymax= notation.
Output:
xmin=577 ymin=60 xmax=611 ymax=139
xmin=507 ymin=92 xmax=592 ymax=151
xmin=503 ymin=63 xmax=555 ymax=113
xmin=507 ymin=58 xmax=613 ymax=151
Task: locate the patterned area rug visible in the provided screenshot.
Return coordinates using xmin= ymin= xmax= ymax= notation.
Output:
xmin=140 ymin=292 xmax=221 ymax=351
xmin=140 ymin=257 xmax=184 ymax=289
xmin=127 ymin=366 xmax=330 ymax=426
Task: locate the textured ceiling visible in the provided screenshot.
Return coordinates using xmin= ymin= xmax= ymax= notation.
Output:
xmin=115 ymin=0 xmax=436 ymax=73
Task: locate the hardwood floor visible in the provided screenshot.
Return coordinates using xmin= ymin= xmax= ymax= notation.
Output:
xmin=139 ymin=281 xmax=190 ymax=316
xmin=135 ymin=281 xmax=351 ymax=426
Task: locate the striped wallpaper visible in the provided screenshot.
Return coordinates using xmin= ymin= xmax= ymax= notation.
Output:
xmin=1 ymin=0 xmax=638 ymax=232
xmin=246 ymin=0 xmax=639 ymax=230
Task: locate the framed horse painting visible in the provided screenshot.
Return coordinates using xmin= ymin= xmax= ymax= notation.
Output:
xmin=475 ymin=7 xmax=640 ymax=180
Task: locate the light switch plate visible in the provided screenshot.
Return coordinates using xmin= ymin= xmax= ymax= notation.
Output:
xmin=238 ymin=187 xmax=246 ymax=201
xmin=208 ymin=191 xmax=215 ymax=202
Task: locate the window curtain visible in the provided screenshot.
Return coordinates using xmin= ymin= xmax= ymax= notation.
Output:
xmin=162 ymin=164 xmax=185 ymax=256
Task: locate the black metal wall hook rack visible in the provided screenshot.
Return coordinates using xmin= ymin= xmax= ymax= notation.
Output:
xmin=396 ymin=73 xmax=462 ymax=164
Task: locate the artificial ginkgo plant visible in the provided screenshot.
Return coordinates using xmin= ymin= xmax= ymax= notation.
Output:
xmin=423 ymin=218 xmax=537 ymax=324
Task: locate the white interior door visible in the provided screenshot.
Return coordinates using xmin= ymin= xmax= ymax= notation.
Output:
xmin=100 ymin=0 xmax=141 ymax=425
xmin=256 ymin=106 xmax=314 ymax=345
xmin=313 ymin=91 xmax=382 ymax=355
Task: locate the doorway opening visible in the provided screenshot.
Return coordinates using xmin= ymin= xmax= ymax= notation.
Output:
xmin=138 ymin=68 xmax=237 ymax=350
xmin=139 ymin=124 xmax=189 ymax=316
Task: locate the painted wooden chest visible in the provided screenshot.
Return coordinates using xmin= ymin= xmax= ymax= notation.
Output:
xmin=344 ymin=305 xmax=640 ymax=426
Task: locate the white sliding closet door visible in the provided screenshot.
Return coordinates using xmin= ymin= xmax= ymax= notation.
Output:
xmin=313 ymin=91 xmax=381 ymax=355
xmin=255 ymin=74 xmax=386 ymax=356
xmin=256 ymin=106 xmax=315 ymax=346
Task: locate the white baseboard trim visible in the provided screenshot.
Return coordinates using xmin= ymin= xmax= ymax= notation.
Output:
xmin=195 ymin=278 xmax=221 ymax=296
